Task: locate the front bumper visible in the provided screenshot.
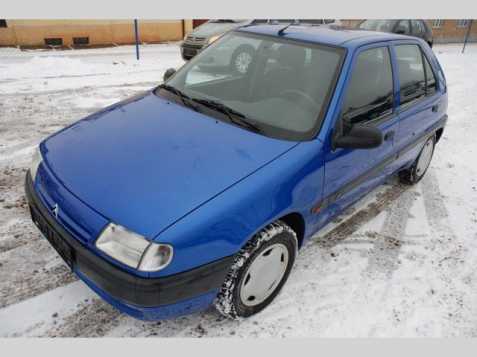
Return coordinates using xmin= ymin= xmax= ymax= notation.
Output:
xmin=25 ymin=171 xmax=233 ymax=320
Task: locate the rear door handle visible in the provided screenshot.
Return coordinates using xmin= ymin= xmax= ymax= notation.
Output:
xmin=384 ymin=131 xmax=395 ymax=141
xmin=432 ymin=104 xmax=439 ymax=112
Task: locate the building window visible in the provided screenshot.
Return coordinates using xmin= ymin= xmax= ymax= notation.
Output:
xmin=432 ymin=19 xmax=443 ymax=28
xmin=456 ymin=19 xmax=470 ymax=28
xmin=0 ymin=19 xmax=7 ymax=28
xmin=44 ymin=38 xmax=63 ymax=46
xmin=73 ymin=37 xmax=89 ymax=45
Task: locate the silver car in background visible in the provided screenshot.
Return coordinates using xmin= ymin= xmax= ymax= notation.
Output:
xmin=180 ymin=19 xmax=341 ymax=64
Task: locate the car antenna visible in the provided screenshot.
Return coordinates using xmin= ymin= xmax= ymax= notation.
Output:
xmin=278 ymin=19 xmax=299 ymax=36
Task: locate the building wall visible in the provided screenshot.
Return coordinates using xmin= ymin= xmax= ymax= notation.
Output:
xmin=340 ymin=19 xmax=476 ymax=44
xmin=340 ymin=19 xmax=363 ymax=28
xmin=1 ymin=19 xmax=475 ymax=47
xmin=0 ymin=19 xmax=194 ymax=47
xmin=426 ymin=20 xmax=477 ymax=43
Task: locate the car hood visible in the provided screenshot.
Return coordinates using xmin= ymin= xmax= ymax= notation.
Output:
xmin=191 ymin=22 xmax=244 ymax=38
xmin=42 ymin=92 xmax=296 ymax=240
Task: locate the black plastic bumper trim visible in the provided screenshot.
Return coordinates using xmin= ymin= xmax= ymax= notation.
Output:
xmin=25 ymin=172 xmax=234 ymax=307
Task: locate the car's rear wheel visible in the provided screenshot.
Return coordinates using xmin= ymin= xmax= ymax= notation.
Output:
xmin=399 ymin=135 xmax=435 ymax=185
xmin=215 ymin=221 xmax=297 ymax=319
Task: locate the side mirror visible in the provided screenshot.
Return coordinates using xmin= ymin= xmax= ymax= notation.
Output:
xmin=163 ymin=68 xmax=176 ymax=82
xmin=333 ymin=125 xmax=383 ymax=150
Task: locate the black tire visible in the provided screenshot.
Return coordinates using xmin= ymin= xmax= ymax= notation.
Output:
xmin=214 ymin=221 xmax=298 ymax=319
xmin=230 ymin=45 xmax=255 ymax=74
xmin=399 ymin=135 xmax=435 ymax=185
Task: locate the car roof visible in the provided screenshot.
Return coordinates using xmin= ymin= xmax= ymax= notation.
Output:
xmin=236 ymin=24 xmax=414 ymax=49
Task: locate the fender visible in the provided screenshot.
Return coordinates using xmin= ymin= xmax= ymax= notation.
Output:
xmin=152 ymin=139 xmax=326 ymax=277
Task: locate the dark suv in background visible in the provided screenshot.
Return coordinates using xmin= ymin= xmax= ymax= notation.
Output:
xmin=181 ymin=19 xmax=340 ymax=60
xmin=357 ymin=20 xmax=434 ymax=47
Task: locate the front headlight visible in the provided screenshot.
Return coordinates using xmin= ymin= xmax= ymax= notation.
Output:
xmin=208 ymin=35 xmax=220 ymax=44
xmin=30 ymin=146 xmax=43 ymax=180
xmin=96 ymin=223 xmax=173 ymax=271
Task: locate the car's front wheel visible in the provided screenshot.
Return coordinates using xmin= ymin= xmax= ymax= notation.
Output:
xmin=215 ymin=221 xmax=297 ymax=319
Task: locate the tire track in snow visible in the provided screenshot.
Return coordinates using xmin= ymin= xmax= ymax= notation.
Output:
xmin=0 ymin=81 xmax=158 ymax=97
xmin=365 ymin=188 xmax=419 ymax=278
xmin=0 ymin=280 xmax=95 ymax=337
xmin=420 ymin=170 xmax=476 ymax=337
xmin=359 ymin=187 xmax=420 ymax=337
xmin=0 ymin=238 xmax=77 ymax=309
xmin=314 ymin=181 xmax=410 ymax=249
xmin=45 ymin=298 xmax=121 ymax=337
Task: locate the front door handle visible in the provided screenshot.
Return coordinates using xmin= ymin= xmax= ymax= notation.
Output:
xmin=384 ymin=131 xmax=395 ymax=141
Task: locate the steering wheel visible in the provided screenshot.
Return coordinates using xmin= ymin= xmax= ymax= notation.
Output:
xmin=279 ymin=89 xmax=320 ymax=112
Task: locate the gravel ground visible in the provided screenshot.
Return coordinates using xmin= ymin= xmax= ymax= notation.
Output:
xmin=1 ymin=43 xmax=477 ymax=337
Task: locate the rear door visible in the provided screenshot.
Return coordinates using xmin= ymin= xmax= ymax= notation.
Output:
xmin=391 ymin=41 xmax=444 ymax=168
xmin=322 ymin=43 xmax=399 ymax=217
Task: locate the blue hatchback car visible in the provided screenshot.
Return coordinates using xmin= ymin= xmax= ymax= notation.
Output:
xmin=26 ymin=24 xmax=447 ymax=320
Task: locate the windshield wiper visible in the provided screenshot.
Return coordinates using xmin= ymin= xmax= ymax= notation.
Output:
xmin=158 ymin=84 xmax=199 ymax=112
xmin=191 ymin=98 xmax=262 ymax=133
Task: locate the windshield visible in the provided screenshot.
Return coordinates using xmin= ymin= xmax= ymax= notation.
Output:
xmin=159 ymin=32 xmax=344 ymax=141
xmin=358 ymin=20 xmax=397 ymax=32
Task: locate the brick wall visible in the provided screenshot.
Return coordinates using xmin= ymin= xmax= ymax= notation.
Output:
xmin=0 ymin=20 xmax=194 ymax=47
xmin=426 ymin=20 xmax=477 ymax=43
xmin=340 ymin=19 xmax=476 ymax=44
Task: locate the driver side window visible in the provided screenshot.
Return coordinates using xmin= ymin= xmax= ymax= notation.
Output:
xmin=341 ymin=47 xmax=394 ymax=128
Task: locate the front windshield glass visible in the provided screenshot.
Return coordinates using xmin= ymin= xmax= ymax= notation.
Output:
xmin=358 ymin=20 xmax=396 ymax=32
xmin=159 ymin=31 xmax=344 ymax=141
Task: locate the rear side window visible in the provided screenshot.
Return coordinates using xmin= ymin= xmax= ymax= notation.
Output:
xmin=423 ymin=54 xmax=437 ymax=95
xmin=341 ymin=47 xmax=394 ymax=126
xmin=395 ymin=44 xmax=426 ymax=106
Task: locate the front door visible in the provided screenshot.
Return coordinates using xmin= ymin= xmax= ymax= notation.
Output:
xmin=320 ymin=44 xmax=400 ymax=224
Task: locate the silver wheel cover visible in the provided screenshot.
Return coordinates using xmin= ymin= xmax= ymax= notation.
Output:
xmin=239 ymin=243 xmax=289 ymax=307
xmin=234 ymin=52 xmax=252 ymax=74
xmin=416 ymin=139 xmax=434 ymax=178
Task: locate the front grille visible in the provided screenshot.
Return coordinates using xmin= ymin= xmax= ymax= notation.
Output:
xmin=36 ymin=186 xmax=90 ymax=245
xmin=35 ymin=165 xmax=96 ymax=245
xmin=30 ymin=204 xmax=75 ymax=269
xmin=185 ymin=35 xmax=206 ymax=45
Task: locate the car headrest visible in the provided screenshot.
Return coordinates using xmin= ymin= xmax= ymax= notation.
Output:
xmin=277 ymin=45 xmax=306 ymax=68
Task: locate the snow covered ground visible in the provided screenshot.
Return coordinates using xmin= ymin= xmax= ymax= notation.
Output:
xmin=0 ymin=43 xmax=477 ymax=337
